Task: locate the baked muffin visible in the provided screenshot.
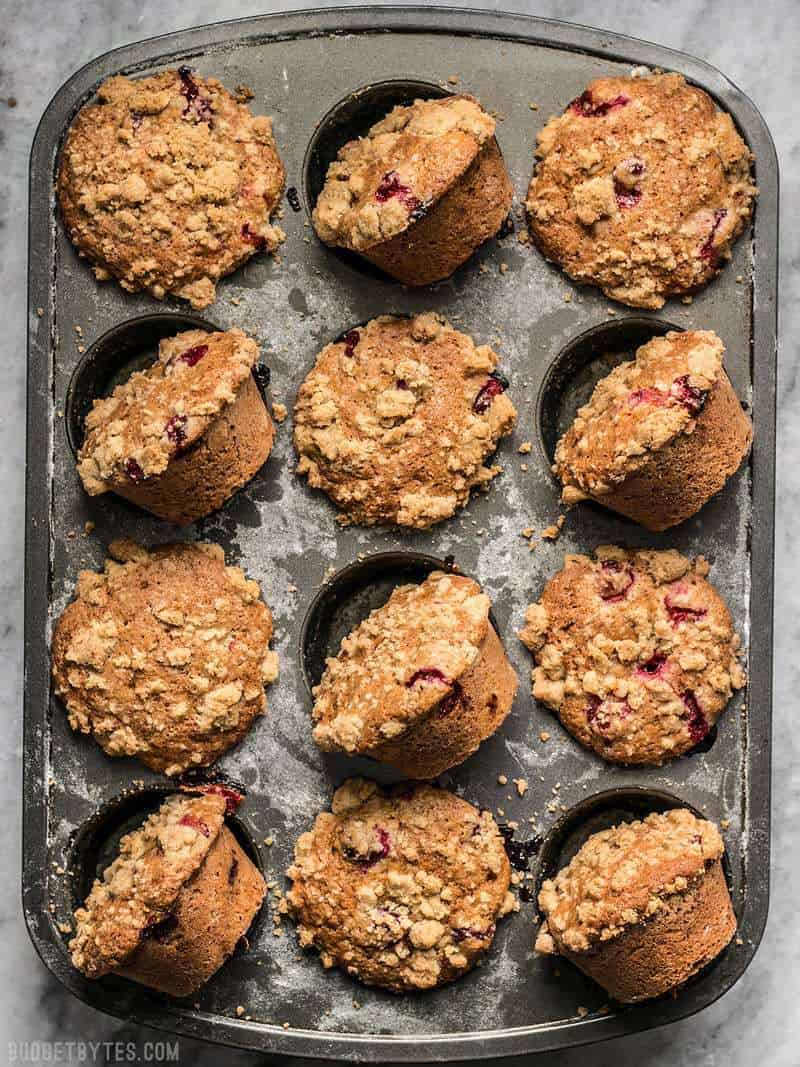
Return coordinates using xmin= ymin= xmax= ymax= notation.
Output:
xmin=518 ymin=546 xmax=744 ymax=765
xmin=554 ymin=330 xmax=752 ymax=531
xmin=313 ymin=95 xmax=512 ymax=285
xmin=294 ymin=313 xmax=517 ymax=528
xmin=286 ymin=779 xmax=515 ymax=991
xmin=70 ymin=791 xmax=265 ymax=997
xmin=58 ymin=68 xmax=284 ymax=308
xmin=52 ymin=540 xmax=278 ymax=775
xmin=76 ymin=327 xmax=274 ymax=526
xmin=311 ymin=570 xmax=517 ymax=777
xmin=526 ymin=73 xmax=756 ymax=308
xmin=535 ymin=808 xmax=735 ymax=1002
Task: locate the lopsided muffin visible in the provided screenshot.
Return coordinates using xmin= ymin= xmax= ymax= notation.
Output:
xmin=312 ymin=570 xmax=517 ymax=778
xmin=535 ymin=808 xmax=735 ymax=1002
xmin=77 ymin=327 xmax=274 ymax=526
xmin=526 ymin=73 xmax=756 ymax=308
xmin=313 ymin=95 xmax=513 ymax=285
xmin=70 ymin=791 xmax=265 ymax=997
xmin=286 ymin=779 xmax=515 ymax=991
xmin=553 ymin=330 xmax=752 ymax=531
xmin=58 ymin=68 xmax=284 ymax=308
xmin=294 ymin=313 xmax=517 ymax=528
xmin=52 ymin=540 xmax=278 ymax=775
xmin=518 ymin=546 xmax=745 ymax=765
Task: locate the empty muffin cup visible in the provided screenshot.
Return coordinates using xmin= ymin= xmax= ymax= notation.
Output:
xmin=67 ymin=314 xmax=275 ymax=525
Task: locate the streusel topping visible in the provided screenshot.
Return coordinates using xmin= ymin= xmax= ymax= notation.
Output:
xmin=52 ymin=540 xmax=278 ymax=775
xmin=77 ymin=328 xmax=260 ymax=496
xmin=70 ymin=792 xmax=227 ymax=978
xmin=313 ymin=95 xmax=496 ymax=251
xmin=519 ymin=546 xmax=745 ymax=764
xmin=58 ymin=69 xmax=284 ymax=308
xmin=312 ymin=571 xmax=490 ymax=753
xmin=286 ymin=779 xmax=514 ymax=991
xmin=535 ymin=808 xmax=725 ymax=954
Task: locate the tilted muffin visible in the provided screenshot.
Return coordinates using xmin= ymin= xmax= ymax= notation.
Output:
xmin=554 ymin=330 xmax=752 ymax=531
xmin=52 ymin=540 xmax=279 ymax=775
xmin=77 ymin=327 xmax=274 ymax=526
xmin=313 ymin=95 xmax=513 ymax=285
xmin=518 ymin=546 xmax=745 ymax=765
xmin=286 ymin=779 xmax=515 ymax=991
xmin=535 ymin=808 xmax=736 ymax=1002
xmin=312 ymin=570 xmax=517 ymax=778
xmin=526 ymin=73 xmax=756 ymax=308
xmin=58 ymin=68 xmax=284 ymax=308
xmin=70 ymin=791 xmax=265 ymax=997
xmin=294 ymin=313 xmax=517 ymax=528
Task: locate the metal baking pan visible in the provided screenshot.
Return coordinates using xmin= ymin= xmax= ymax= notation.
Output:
xmin=24 ymin=6 xmax=777 ymax=1061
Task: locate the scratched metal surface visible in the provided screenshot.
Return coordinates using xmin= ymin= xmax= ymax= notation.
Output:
xmin=24 ymin=8 xmax=777 ymax=1061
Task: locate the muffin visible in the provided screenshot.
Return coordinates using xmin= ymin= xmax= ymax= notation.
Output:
xmin=311 ymin=570 xmax=517 ymax=777
xmin=52 ymin=540 xmax=279 ymax=775
xmin=526 ymin=73 xmax=756 ymax=308
xmin=294 ymin=313 xmax=517 ymax=528
xmin=77 ymin=327 xmax=274 ymax=526
xmin=58 ymin=68 xmax=284 ymax=308
xmin=313 ymin=95 xmax=513 ymax=285
xmin=553 ymin=330 xmax=752 ymax=531
xmin=518 ymin=546 xmax=745 ymax=765
xmin=535 ymin=808 xmax=736 ymax=1002
xmin=285 ymin=779 xmax=515 ymax=991
xmin=70 ymin=791 xmax=265 ymax=997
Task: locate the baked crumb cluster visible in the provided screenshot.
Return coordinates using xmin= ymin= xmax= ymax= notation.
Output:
xmin=285 ymin=779 xmax=514 ymax=991
xmin=313 ymin=95 xmax=496 ymax=251
xmin=77 ymin=328 xmax=259 ymax=495
xmin=555 ymin=330 xmax=724 ymax=504
xmin=58 ymin=70 xmax=285 ymax=308
xmin=293 ymin=313 xmax=517 ymax=527
xmin=519 ymin=546 xmax=745 ymax=764
xmin=312 ymin=570 xmax=490 ymax=754
xmin=526 ymin=73 xmax=757 ymax=308
xmin=51 ymin=540 xmax=278 ymax=775
xmin=70 ymin=792 xmax=227 ymax=977
xmin=535 ymin=809 xmax=724 ymax=954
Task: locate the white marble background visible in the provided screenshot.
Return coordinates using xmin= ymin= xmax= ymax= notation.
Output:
xmin=1 ymin=1 xmax=796 ymax=1064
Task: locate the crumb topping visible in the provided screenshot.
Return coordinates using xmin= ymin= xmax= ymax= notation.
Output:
xmin=52 ymin=540 xmax=278 ymax=775
xmin=535 ymin=808 xmax=725 ymax=954
xmin=313 ymin=95 xmax=496 ymax=251
xmin=77 ymin=328 xmax=260 ymax=495
xmin=293 ymin=314 xmax=517 ymax=528
xmin=518 ymin=546 xmax=745 ymax=764
xmin=286 ymin=779 xmax=514 ymax=991
xmin=526 ymin=73 xmax=757 ymax=308
xmin=58 ymin=70 xmax=285 ymax=308
xmin=555 ymin=330 xmax=725 ymax=502
xmin=70 ymin=792 xmax=227 ymax=977
xmin=312 ymin=571 xmax=490 ymax=753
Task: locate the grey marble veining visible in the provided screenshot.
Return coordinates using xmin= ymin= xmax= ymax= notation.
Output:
xmin=1 ymin=1 xmax=796 ymax=1064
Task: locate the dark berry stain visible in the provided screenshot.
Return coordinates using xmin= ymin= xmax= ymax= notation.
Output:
xmin=682 ymin=690 xmax=709 ymax=743
xmin=342 ymin=329 xmax=360 ymax=357
xmin=614 ymin=179 xmax=642 ymax=209
xmin=700 ymin=208 xmax=728 ymax=264
xmin=407 ymin=667 xmax=450 ymax=688
xmin=598 ymin=560 xmax=634 ymax=602
xmin=178 ymin=66 xmax=213 ymax=122
xmin=241 ymin=222 xmax=268 ymax=251
xmin=671 ymin=375 xmax=708 ymax=414
xmin=570 ymin=90 xmax=630 ymax=117
xmin=179 ymin=813 xmax=211 ymax=837
xmin=124 ymin=458 xmax=145 ymax=483
xmin=473 ymin=370 xmax=510 ymax=414
xmin=228 ymin=857 xmax=239 ymax=885
xmin=452 ymin=923 xmax=495 ymax=942
xmin=438 ymin=681 xmax=465 ymax=717
xmin=286 ymin=186 xmax=301 ymax=212
xmin=345 ymin=827 xmax=392 ymax=870
xmin=178 ymin=343 xmax=208 ymax=367
xmin=664 ymin=590 xmax=707 ymax=626
xmin=375 ymin=170 xmax=423 ymax=216
xmin=499 ymin=824 xmax=542 ymax=872
xmin=636 ymin=652 xmax=668 ymax=677
xmin=165 ymin=414 xmax=188 ymax=450
xmin=195 ymin=782 xmax=243 ymax=814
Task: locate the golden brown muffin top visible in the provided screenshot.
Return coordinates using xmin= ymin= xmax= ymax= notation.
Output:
xmin=57 ymin=70 xmax=284 ymax=308
xmin=526 ymin=73 xmax=756 ymax=308
xmin=312 ymin=571 xmax=490 ymax=754
xmin=554 ymin=330 xmax=725 ymax=504
xmin=535 ymin=808 xmax=725 ymax=954
xmin=293 ymin=313 xmax=517 ymax=528
xmin=313 ymin=95 xmax=496 ymax=251
xmin=77 ymin=328 xmax=260 ymax=496
xmin=52 ymin=540 xmax=278 ymax=775
xmin=286 ymin=779 xmax=514 ymax=991
xmin=519 ymin=546 xmax=745 ymax=765
xmin=70 ymin=792 xmax=228 ymax=978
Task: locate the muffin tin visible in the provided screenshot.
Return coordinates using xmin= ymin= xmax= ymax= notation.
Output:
xmin=25 ymin=7 xmax=777 ymax=1061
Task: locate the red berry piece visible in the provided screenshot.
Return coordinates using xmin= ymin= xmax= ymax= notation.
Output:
xmin=177 ymin=66 xmax=213 ymax=123
xmin=681 ymin=690 xmax=708 ymax=743
xmin=699 ymin=209 xmax=728 ymax=264
xmin=473 ymin=370 xmax=510 ymax=414
xmin=342 ymin=329 xmax=360 ymax=357
xmin=670 ymin=375 xmax=708 ymax=415
xmin=124 ymin=458 xmax=145 ymax=483
xmin=635 ymin=653 xmax=668 ymax=678
xmin=406 ymin=667 xmax=450 ymax=688
xmin=241 ymin=222 xmax=268 ymax=251
xmin=194 ymin=782 xmax=243 ymax=815
xmin=597 ymin=560 xmax=634 ymax=602
xmin=178 ymin=343 xmax=208 ymax=367
xmin=375 ymin=170 xmax=424 ymax=216
xmin=570 ymin=90 xmax=630 ymax=117
xmin=179 ymin=813 xmax=211 ymax=837
xmin=614 ymin=179 xmax=642 ymax=209
xmin=164 ymin=414 xmax=188 ymax=450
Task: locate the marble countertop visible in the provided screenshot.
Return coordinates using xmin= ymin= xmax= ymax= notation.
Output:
xmin=2 ymin=1 xmax=795 ymax=1064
